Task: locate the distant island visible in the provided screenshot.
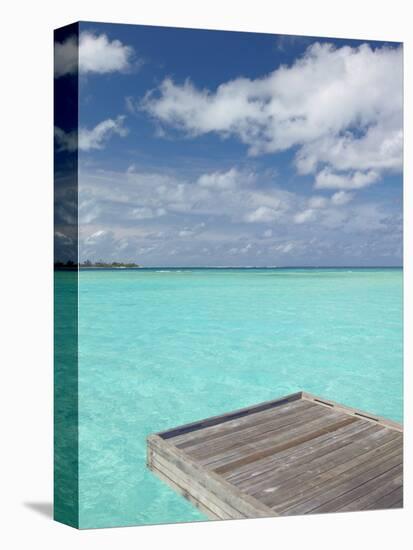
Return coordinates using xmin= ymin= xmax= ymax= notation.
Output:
xmin=54 ymin=260 xmax=141 ymax=270
xmin=81 ymin=260 xmax=141 ymax=268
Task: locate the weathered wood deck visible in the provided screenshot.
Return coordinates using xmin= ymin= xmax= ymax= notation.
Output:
xmin=147 ymin=391 xmax=403 ymax=520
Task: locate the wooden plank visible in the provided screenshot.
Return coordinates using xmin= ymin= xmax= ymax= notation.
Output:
xmin=225 ymin=418 xmax=372 ymax=484
xmin=150 ymin=464 xmax=221 ymax=520
xmin=387 ymin=497 xmax=403 ymax=509
xmin=250 ymin=426 xmax=399 ymax=496
xmin=175 ymin=399 xmax=316 ymax=450
xmin=301 ymin=392 xmax=403 ymax=432
xmin=363 ymin=486 xmax=403 ymax=511
xmin=150 ymin=455 xmax=241 ymax=520
xmin=158 ymin=391 xmax=303 ymax=440
xmin=292 ymin=460 xmax=403 ymax=515
xmin=231 ymin=421 xmax=376 ymax=490
xmin=242 ymin=424 xmax=395 ymax=497
xmin=261 ymin=430 xmax=401 ymax=509
xmin=187 ymin=403 xmax=339 ymax=462
xmin=333 ymin=465 xmax=403 ymax=513
xmin=148 ymin=434 xmax=276 ymax=518
xmin=213 ymin=416 xmax=358 ymax=475
xmin=202 ymin=408 xmax=350 ymax=470
xmin=149 ymin=439 xmax=237 ymax=520
xmin=147 ymin=392 xmax=403 ymax=519
xmin=172 ymin=398 xmax=313 ymax=447
xmin=181 ymin=401 xmax=320 ymax=457
xmin=268 ymin=436 xmax=402 ymax=512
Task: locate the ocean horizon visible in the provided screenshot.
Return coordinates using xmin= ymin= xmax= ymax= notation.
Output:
xmin=77 ymin=265 xmax=403 ymax=270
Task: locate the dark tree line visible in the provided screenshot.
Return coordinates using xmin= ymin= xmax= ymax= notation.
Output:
xmin=54 ymin=259 xmax=140 ymax=269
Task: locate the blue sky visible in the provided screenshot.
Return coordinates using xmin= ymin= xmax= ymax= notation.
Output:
xmin=55 ymin=23 xmax=403 ymax=266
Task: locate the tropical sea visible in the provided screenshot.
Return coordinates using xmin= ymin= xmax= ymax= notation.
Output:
xmin=62 ymin=267 xmax=402 ymax=528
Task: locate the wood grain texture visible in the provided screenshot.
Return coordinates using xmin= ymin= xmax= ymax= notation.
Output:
xmin=147 ymin=392 xmax=403 ymax=520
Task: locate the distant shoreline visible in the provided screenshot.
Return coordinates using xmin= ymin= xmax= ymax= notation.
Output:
xmin=67 ymin=265 xmax=403 ymax=270
xmin=80 ymin=266 xmax=142 ymax=269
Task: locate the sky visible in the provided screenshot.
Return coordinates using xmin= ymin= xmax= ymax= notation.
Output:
xmin=54 ymin=22 xmax=403 ymax=267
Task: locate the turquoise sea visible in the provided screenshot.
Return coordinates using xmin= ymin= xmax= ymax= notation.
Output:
xmin=70 ymin=267 xmax=402 ymax=528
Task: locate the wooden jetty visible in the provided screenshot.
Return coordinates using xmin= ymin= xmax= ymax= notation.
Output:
xmin=147 ymin=391 xmax=403 ymax=519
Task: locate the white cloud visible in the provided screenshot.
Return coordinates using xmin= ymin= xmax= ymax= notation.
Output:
xmin=78 ymin=166 xmax=296 ymax=230
xmin=77 ymin=164 xmax=401 ymax=267
xmin=178 ymin=223 xmax=206 ymax=238
xmin=130 ymin=207 xmax=166 ymax=220
xmin=54 ymin=35 xmax=77 ymax=78
xmin=197 ymin=167 xmax=255 ymax=190
xmin=54 ymin=31 xmax=134 ymax=77
xmin=125 ymin=96 xmax=136 ymax=113
xmin=244 ymin=206 xmax=280 ymax=223
xmin=178 ymin=229 xmax=193 ymax=237
xmin=54 ymin=126 xmax=77 ymax=152
xmin=142 ymin=42 xmax=402 ymax=188
xmin=54 ymin=231 xmax=73 ymax=245
xmin=273 ymin=242 xmax=295 ymax=253
xmin=343 ymin=204 xmax=388 ymax=232
xmin=240 ymin=243 xmax=253 ymax=254
xmin=295 ymin=125 xmax=402 ymax=176
xmin=55 ymin=116 xmax=128 ymax=152
xmin=78 ymin=164 xmax=388 ymax=242
xmin=79 ymin=116 xmax=128 ymax=151
xmin=77 ymin=164 xmax=401 ymax=265
xmin=80 ymin=32 xmax=134 ymax=74
xmin=308 ymin=196 xmax=328 ymax=209
xmin=294 ymin=209 xmax=317 ymax=224
xmin=290 ymin=192 xmax=353 ymax=225
xmin=314 ymin=168 xmax=379 ymax=190
xmin=331 ymin=191 xmax=354 ymax=205
xmin=84 ymin=229 xmax=109 ymax=246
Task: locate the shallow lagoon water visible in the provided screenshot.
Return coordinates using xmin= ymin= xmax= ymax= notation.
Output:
xmin=75 ymin=268 xmax=402 ymax=528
